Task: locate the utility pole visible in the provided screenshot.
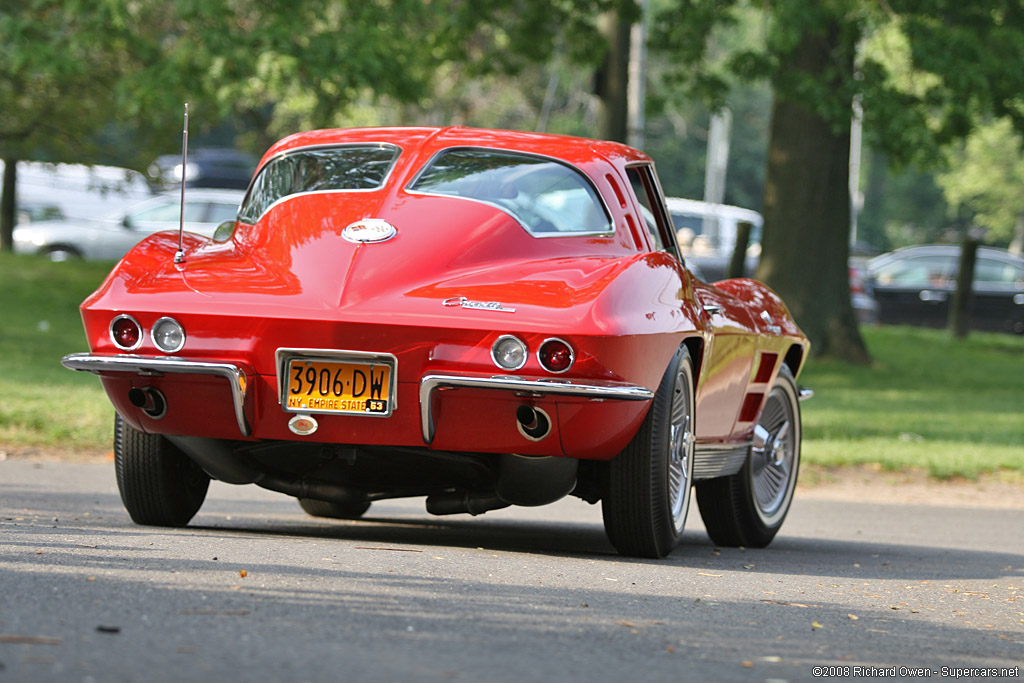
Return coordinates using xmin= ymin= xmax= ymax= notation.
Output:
xmin=627 ymin=0 xmax=648 ymax=150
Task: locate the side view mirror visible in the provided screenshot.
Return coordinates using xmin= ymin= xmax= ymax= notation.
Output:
xmin=121 ymin=215 xmax=134 ymax=229
xmin=213 ymin=219 xmax=236 ymax=242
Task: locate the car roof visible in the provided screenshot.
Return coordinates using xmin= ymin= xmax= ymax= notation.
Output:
xmin=255 ymin=126 xmax=651 ymax=176
xmin=663 ymin=197 xmax=763 ymax=226
xmin=869 ymin=244 xmax=1024 ymax=271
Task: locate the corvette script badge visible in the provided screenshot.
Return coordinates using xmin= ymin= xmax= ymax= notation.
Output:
xmin=443 ymin=296 xmax=516 ymax=313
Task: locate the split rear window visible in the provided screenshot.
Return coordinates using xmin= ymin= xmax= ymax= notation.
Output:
xmin=408 ymin=148 xmax=612 ymax=236
xmin=239 ymin=145 xmax=399 ymax=223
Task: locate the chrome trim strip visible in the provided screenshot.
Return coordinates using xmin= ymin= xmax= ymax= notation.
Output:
xmin=692 ymin=443 xmax=749 ymax=481
xmin=798 ymin=386 xmax=814 ymax=401
xmin=61 ymin=353 xmax=250 ymax=436
xmin=419 ymin=373 xmax=654 ymax=445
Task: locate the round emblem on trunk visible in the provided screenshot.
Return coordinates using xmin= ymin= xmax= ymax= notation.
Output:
xmin=342 ymin=219 xmax=397 ymax=244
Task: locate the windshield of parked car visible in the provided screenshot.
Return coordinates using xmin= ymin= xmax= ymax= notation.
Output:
xmin=238 ymin=144 xmax=400 ymax=223
xmin=407 ymin=148 xmax=612 ymax=236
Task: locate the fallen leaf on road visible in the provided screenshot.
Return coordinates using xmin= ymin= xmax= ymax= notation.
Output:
xmin=179 ymin=609 xmax=250 ymax=616
xmin=760 ymin=600 xmax=817 ymax=608
xmin=239 ymin=570 xmax=247 ymax=578
xmin=0 ymin=635 xmax=61 ymax=645
xmin=812 ymin=622 xmax=824 ymax=629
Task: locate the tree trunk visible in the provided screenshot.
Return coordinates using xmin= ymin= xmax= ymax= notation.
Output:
xmin=0 ymin=158 xmax=16 ymax=253
xmin=1009 ymin=211 xmax=1024 ymax=257
xmin=755 ymin=20 xmax=870 ymax=364
xmin=948 ymin=236 xmax=978 ymax=339
xmin=596 ymin=11 xmax=631 ymax=143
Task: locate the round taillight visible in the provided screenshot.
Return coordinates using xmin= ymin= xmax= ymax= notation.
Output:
xmin=110 ymin=315 xmax=142 ymax=351
xmin=538 ymin=338 xmax=574 ymax=373
xmin=152 ymin=317 xmax=185 ymax=353
xmin=491 ymin=335 xmax=528 ymax=371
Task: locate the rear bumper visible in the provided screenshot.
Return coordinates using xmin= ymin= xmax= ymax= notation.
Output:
xmin=61 ymin=353 xmax=654 ymax=450
xmin=61 ymin=353 xmax=251 ymax=436
xmin=419 ymin=373 xmax=654 ymax=444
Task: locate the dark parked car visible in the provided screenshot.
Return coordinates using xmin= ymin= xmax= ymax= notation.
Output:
xmin=150 ymin=148 xmax=257 ymax=190
xmin=868 ymin=244 xmax=1024 ymax=334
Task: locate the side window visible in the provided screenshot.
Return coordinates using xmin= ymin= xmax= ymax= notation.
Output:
xmin=974 ymin=258 xmax=1024 ymax=287
xmin=625 ymin=166 xmax=679 ymax=259
xmin=874 ymin=256 xmax=955 ymax=287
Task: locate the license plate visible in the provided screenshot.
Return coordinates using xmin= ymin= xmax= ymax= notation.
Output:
xmin=283 ymin=357 xmax=394 ymax=416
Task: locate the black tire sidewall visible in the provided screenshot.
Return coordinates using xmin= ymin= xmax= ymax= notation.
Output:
xmin=602 ymin=344 xmax=695 ymax=558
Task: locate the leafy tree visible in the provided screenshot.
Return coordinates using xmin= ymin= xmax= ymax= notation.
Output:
xmin=0 ymin=1 xmax=145 ymax=250
xmin=938 ymin=118 xmax=1024 ymax=253
xmin=2 ymin=0 xmax=637 ymax=252
xmin=652 ymin=0 xmax=1024 ymax=361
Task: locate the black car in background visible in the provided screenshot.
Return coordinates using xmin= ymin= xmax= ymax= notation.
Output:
xmin=868 ymin=244 xmax=1024 ymax=334
xmin=150 ymin=148 xmax=257 ymax=190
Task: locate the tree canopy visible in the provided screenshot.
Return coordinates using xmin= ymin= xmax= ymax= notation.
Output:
xmin=650 ymin=0 xmax=1024 ymax=360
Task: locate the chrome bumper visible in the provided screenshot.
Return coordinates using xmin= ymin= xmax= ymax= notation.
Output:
xmin=418 ymin=373 xmax=654 ymax=445
xmin=61 ymin=353 xmax=251 ymax=436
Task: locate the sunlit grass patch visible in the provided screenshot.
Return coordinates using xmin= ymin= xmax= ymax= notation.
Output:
xmin=801 ymin=325 xmax=1024 ymax=478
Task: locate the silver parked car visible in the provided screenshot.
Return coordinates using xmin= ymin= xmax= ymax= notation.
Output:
xmin=13 ymin=189 xmax=244 ymax=261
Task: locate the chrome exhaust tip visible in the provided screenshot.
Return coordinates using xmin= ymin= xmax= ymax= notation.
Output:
xmin=128 ymin=387 xmax=167 ymax=419
xmin=516 ymin=405 xmax=551 ymax=441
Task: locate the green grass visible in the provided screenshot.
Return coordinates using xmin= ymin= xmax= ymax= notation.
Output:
xmin=1 ymin=253 xmax=1022 ymax=478
xmin=0 ymin=252 xmax=117 ymax=452
xmin=800 ymin=325 xmax=1024 ymax=479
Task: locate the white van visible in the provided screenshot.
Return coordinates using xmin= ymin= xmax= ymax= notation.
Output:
xmin=665 ymin=197 xmax=763 ymax=258
xmin=2 ymin=160 xmax=153 ymax=224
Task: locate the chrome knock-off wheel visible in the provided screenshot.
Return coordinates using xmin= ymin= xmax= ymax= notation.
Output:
xmin=696 ymin=365 xmax=802 ymax=548
xmin=750 ymin=390 xmax=795 ymax=526
xmin=667 ymin=366 xmax=695 ymax=535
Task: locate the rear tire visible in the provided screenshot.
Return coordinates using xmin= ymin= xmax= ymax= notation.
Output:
xmin=297 ymin=497 xmax=371 ymax=520
xmin=114 ymin=413 xmax=209 ymax=526
xmin=696 ymin=366 xmax=801 ymax=547
xmin=601 ymin=345 xmax=695 ymax=558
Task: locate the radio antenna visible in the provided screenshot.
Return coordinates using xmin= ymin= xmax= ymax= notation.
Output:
xmin=174 ymin=103 xmax=189 ymax=264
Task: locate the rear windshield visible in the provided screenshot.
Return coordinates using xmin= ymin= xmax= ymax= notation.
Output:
xmin=407 ymin=148 xmax=612 ymax=236
xmin=239 ymin=144 xmax=399 ymax=223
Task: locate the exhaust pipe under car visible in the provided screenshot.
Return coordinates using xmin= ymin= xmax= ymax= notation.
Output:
xmin=128 ymin=386 xmax=167 ymax=419
xmin=516 ymin=404 xmax=551 ymax=441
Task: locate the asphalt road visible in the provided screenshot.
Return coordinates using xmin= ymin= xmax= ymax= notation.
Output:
xmin=1 ymin=460 xmax=1021 ymax=683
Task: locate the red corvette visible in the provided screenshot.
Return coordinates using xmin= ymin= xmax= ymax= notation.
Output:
xmin=63 ymin=126 xmax=810 ymax=558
